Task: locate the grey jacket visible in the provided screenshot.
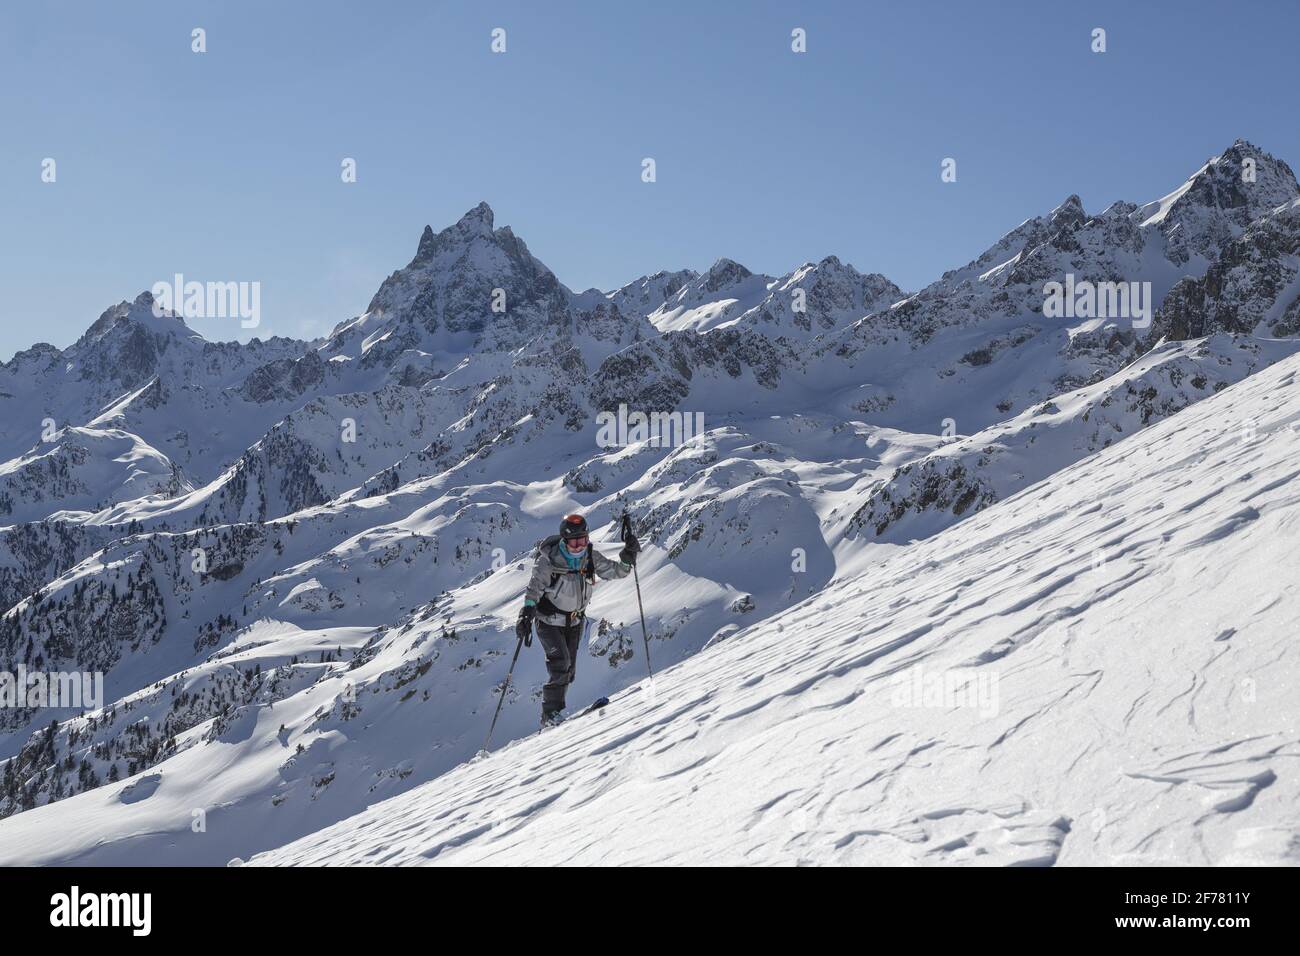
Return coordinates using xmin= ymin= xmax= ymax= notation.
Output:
xmin=525 ymin=537 xmax=632 ymax=626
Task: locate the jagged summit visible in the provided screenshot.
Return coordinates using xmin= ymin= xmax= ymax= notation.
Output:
xmin=457 ymin=199 xmax=495 ymax=232
xmin=321 ymin=202 xmax=659 ymax=368
xmin=414 ymin=224 xmax=435 ymax=257
xmin=605 ymin=268 xmax=700 ymax=319
xmin=1135 ymin=139 xmax=1299 ymax=263
xmin=413 ymin=202 xmax=496 ymax=265
xmin=1052 ymin=194 xmax=1085 ymax=216
xmin=701 ymin=257 xmax=754 ymax=288
xmin=409 ymin=202 xmax=498 ymax=264
xmin=74 ymin=291 xmax=193 ymax=350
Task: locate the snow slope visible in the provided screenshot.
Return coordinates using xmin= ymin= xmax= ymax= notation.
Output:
xmin=642 ymin=256 xmax=902 ymax=341
xmin=249 ymin=352 xmax=1300 ymax=866
xmin=0 ymin=425 xmax=187 ymax=524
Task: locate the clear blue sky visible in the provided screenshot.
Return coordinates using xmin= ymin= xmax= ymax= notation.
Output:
xmin=2 ymin=0 xmax=1297 ymax=359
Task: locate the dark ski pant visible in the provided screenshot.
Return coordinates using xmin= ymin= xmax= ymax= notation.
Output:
xmin=537 ymin=620 xmax=583 ymax=717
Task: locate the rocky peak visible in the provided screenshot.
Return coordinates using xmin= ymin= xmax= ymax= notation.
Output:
xmin=414 ymin=225 xmax=436 ymax=261
xmin=1048 ymin=195 xmax=1087 ymax=232
xmin=605 ymin=269 xmax=700 ymax=319
xmin=3 ymin=341 xmax=63 ymax=371
xmin=701 ymin=258 xmax=754 ymax=294
xmin=458 ymin=200 xmax=495 ymax=233
xmin=73 ymin=293 xmax=188 ymax=351
xmin=1176 ymin=141 xmax=1297 ymax=218
xmin=411 ymin=202 xmax=497 ymax=266
xmin=1138 ymin=140 xmax=1300 ymax=264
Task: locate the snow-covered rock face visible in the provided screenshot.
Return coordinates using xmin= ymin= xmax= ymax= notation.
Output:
xmin=331 ymin=203 xmax=567 ymax=357
xmin=1149 ymin=198 xmax=1300 ymax=342
xmin=742 ymin=257 xmax=903 ymax=340
xmin=606 ymin=269 xmax=699 ymax=318
xmin=848 ymin=335 xmax=1300 ymax=541
xmin=2 ymin=141 xmax=1300 ymax=865
xmin=638 ymin=255 xmax=903 ymax=342
xmin=0 ymin=293 xmax=204 ymax=418
xmin=1138 ymin=139 xmax=1300 ymax=266
xmin=832 ymin=141 xmax=1297 ymax=349
xmin=322 ymin=203 xmax=656 ymax=375
xmin=644 ymin=257 xmax=776 ymax=334
xmin=71 ymin=292 xmax=205 ymax=381
xmin=0 ymin=426 xmax=187 ymax=524
xmin=805 ymin=142 xmax=1300 ymax=440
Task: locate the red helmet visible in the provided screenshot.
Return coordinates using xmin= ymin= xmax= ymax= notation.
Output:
xmin=560 ymin=513 xmax=589 ymax=541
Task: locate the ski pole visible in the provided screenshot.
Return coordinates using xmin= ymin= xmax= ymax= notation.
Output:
xmin=622 ymin=512 xmax=653 ymax=679
xmin=483 ymin=630 xmax=525 ymax=752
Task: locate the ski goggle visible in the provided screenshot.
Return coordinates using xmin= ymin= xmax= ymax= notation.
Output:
xmin=564 ymin=535 xmax=588 ymax=548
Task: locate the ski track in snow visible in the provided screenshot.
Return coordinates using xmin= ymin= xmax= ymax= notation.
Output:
xmin=252 ymin=357 xmax=1300 ymax=867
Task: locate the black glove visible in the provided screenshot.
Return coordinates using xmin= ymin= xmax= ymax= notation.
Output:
xmin=516 ymin=605 xmax=535 ymax=646
xmin=619 ymin=532 xmax=640 ymax=566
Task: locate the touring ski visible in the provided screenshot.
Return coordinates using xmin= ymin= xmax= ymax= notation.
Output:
xmin=537 ymin=696 xmax=610 ymax=735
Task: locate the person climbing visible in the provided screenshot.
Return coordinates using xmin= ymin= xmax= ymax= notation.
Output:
xmin=516 ymin=513 xmax=639 ymax=728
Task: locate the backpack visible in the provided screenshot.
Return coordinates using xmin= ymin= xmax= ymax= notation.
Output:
xmin=537 ymin=534 xmax=595 ymax=583
xmin=535 ymin=534 xmax=595 ymax=620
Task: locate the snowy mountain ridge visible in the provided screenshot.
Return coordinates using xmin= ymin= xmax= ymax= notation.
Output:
xmin=1 ymin=138 xmax=1298 ymax=866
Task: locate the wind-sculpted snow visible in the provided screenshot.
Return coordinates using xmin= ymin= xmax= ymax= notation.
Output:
xmin=247 ymin=351 xmax=1300 ymax=867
